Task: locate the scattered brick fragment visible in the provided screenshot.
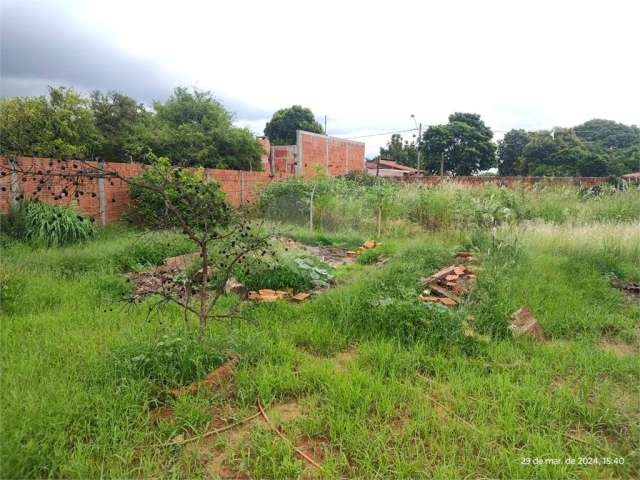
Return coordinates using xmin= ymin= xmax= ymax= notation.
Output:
xmin=509 ymin=307 xmax=545 ymax=340
xmin=363 ymin=239 xmax=377 ymax=249
xmin=292 ymin=292 xmax=311 ymax=303
xmin=439 ymin=297 xmax=457 ymax=307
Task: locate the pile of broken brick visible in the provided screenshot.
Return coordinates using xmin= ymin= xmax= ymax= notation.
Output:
xmin=346 ymin=239 xmax=377 ymax=258
xmin=247 ymin=289 xmax=311 ymax=303
xmin=419 ymin=251 xmax=479 ymax=307
xmin=126 ymin=253 xmax=200 ymax=301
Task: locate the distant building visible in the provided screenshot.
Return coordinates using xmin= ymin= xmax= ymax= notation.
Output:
xmin=365 ymin=158 xmax=420 ymax=177
xmin=621 ymin=172 xmax=640 ymax=183
xmin=259 ymin=131 xmax=365 ymax=177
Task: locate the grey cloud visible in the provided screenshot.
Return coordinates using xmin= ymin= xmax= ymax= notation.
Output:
xmin=0 ymin=0 xmax=177 ymax=102
xmin=0 ymin=0 xmax=268 ymax=121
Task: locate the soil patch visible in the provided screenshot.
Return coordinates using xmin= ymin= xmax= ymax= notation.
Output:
xmin=333 ymin=346 xmax=358 ymax=371
xmin=600 ymin=340 xmax=636 ymax=356
xmin=298 ymin=437 xmax=329 ymax=479
xmin=191 ymin=398 xmax=305 ymax=479
xmin=267 ymin=399 xmax=303 ymax=423
xmin=150 ymin=405 xmax=174 ymax=422
xmin=171 ymin=355 xmax=238 ymax=398
xmin=610 ymin=278 xmax=640 ymax=303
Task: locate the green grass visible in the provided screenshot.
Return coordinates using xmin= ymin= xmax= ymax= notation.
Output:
xmin=260 ymin=177 xmax=640 ymax=234
xmin=1 ymin=215 xmax=639 ymax=478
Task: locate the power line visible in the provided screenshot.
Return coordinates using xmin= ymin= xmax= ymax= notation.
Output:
xmin=341 ymin=128 xmax=418 ymax=139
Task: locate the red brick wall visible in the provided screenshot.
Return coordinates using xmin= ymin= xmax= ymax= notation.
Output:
xmin=0 ymin=156 xmax=288 ymax=224
xmin=271 ymin=146 xmax=296 ymax=175
xmin=204 ymin=168 xmax=289 ymax=206
xmin=298 ymin=132 xmax=365 ymax=177
xmin=397 ymin=175 xmax=608 ymax=188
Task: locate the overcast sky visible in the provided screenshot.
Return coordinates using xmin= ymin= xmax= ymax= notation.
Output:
xmin=2 ymin=0 xmax=639 ymax=156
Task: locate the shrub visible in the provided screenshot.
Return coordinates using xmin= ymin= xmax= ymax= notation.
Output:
xmin=4 ymin=200 xmax=95 ymax=246
xmin=236 ymin=248 xmax=332 ymax=293
xmin=127 ymin=157 xmax=229 ymax=229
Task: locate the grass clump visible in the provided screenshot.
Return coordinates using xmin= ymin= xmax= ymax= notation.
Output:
xmin=236 ymin=247 xmax=332 ymax=293
xmin=2 ymin=200 xmax=95 ymax=246
xmin=108 ymin=333 xmax=226 ymax=392
xmin=260 ymin=177 xmax=640 ymax=233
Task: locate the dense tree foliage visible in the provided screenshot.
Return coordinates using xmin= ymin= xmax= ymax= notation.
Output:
xmin=264 ymin=105 xmax=323 ymax=145
xmin=90 ymin=91 xmax=150 ymax=162
xmin=0 ymin=86 xmax=262 ymax=170
xmin=421 ymin=113 xmax=496 ymax=175
xmin=145 ymin=88 xmax=262 ymax=169
xmin=497 ymin=129 xmax=529 ymax=175
xmin=510 ymin=121 xmax=640 ymax=177
xmin=378 ymin=133 xmax=418 ymax=167
xmin=0 ymin=87 xmax=99 ymax=158
xmin=574 ymin=119 xmax=640 ymax=150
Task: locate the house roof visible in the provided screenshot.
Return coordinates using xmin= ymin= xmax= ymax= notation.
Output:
xmin=621 ymin=172 xmax=640 ymax=179
xmin=365 ymin=159 xmax=418 ymax=173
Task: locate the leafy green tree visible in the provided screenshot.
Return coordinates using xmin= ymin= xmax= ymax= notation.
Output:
xmin=90 ymin=91 xmax=150 ymax=162
xmin=576 ymin=153 xmax=609 ymax=176
xmin=612 ymin=145 xmax=640 ymax=174
xmin=379 ymin=134 xmax=418 ymax=168
xmin=151 ymin=87 xmax=262 ymax=170
xmin=421 ymin=125 xmax=452 ymax=176
xmin=574 ymin=119 xmax=640 ymax=150
xmin=0 ymin=95 xmax=51 ymax=156
xmin=520 ymin=129 xmax=610 ymax=176
xmin=0 ymin=87 xmax=98 ymax=158
xmin=421 ymin=113 xmax=496 ymax=175
xmin=264 ymin=105 xmax=323 ymax=145
xmin=497 ymin=129 xmax=529 ymax=175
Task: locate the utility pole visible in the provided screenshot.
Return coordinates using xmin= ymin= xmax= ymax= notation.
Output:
xmin=411 ymin=114 xmax=422 ymax=173
xmin=416 ymin=122 xmax=422 ymax=173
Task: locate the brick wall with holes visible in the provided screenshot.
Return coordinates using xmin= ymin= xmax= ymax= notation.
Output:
xmin=0 ymin=156 xmax=290 ymax=224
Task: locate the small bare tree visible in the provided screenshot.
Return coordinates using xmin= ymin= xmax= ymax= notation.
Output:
xmin=1 ymin=155 xmax=271 ymax=336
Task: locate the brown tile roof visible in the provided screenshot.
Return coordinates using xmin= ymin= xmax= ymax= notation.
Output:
xmin=365 ymin=159 xmax=418 ymax=172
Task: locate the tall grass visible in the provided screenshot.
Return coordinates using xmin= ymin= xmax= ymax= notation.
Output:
xmin=259 ymin=177 xmax=640 ymax=234
xmin=2 ymin=200 xmax=95 ymax=246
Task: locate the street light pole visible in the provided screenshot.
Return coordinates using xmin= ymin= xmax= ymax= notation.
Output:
xmin=411 ymin=115 xmax=422 ymax=174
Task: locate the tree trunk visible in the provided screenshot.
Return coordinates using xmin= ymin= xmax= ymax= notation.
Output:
xmin=309 ymin=184 xmax=316 ymax=231
xmin=377 ymin=207 xmax=382 ymax=237
xmin=199 ymin=242 xmax=208 ymax=337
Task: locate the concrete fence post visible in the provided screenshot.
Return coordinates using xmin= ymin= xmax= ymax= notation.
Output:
xmin=9 ymin=155 xmax=19 ymax=206
xmin=325 ymin=136 xmax=329 ymax=174
xmin=240 ymin=171 xmax=245 ymax=206
xmin=346 ymin=143 xmax=350 ymax=173
xmin=97 ymin=160 xmax=107 ymax=226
